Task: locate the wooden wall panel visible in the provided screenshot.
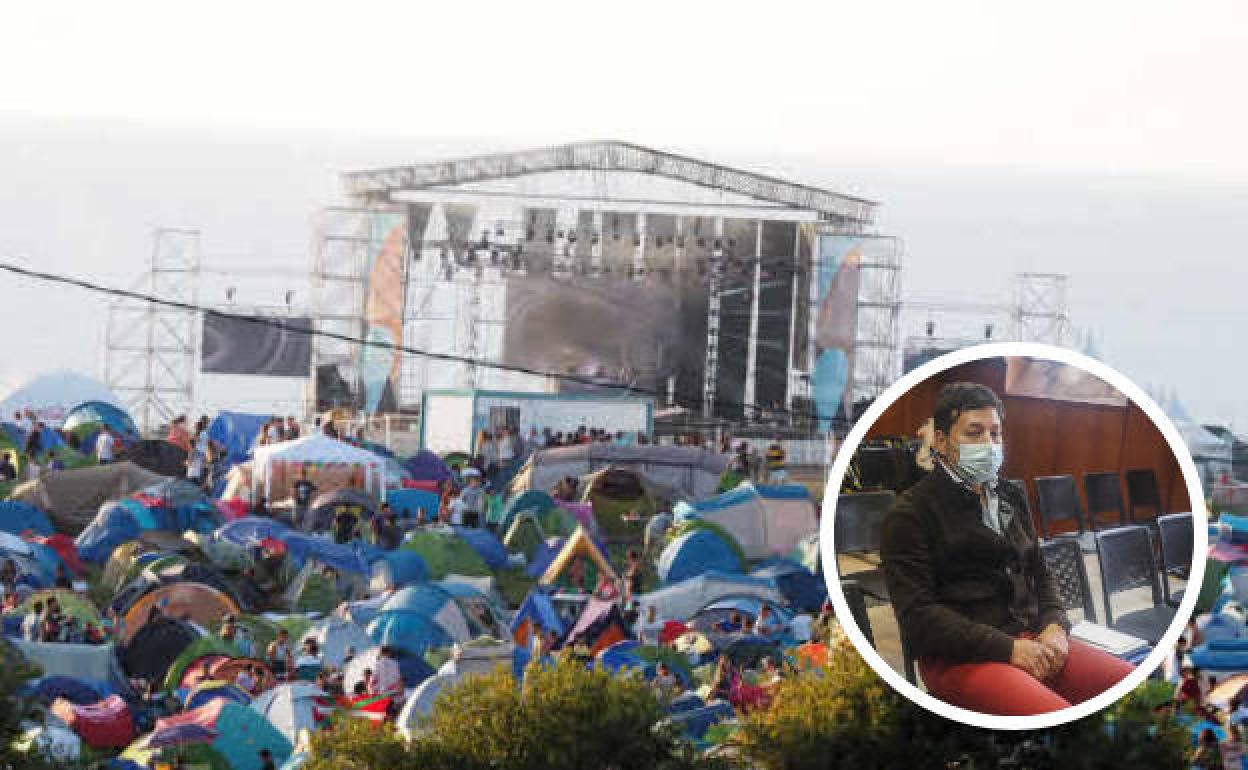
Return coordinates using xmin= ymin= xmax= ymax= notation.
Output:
xmin=861 ymin=356 xmax=1187 ymax=530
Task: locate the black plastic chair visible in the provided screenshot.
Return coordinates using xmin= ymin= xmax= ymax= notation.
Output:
xmin=840 ymin=579 xmax=875 ymax=649
xmin=1084 ymin=471 xmax=1128 ymax=531
xmin=1094 ymin=525 xmax=1176 ymax=644
xmin=1034 ymin=475 xmax=1095 ymax=553
xmin=1040 ymin=536 xmax=1097 ymax=623
xmin=833 ymin=491 xmax=896 ymax=600
xmin=1156 ymin=512 xmax=1194 ymax=607
xmin=1125 ymin=468 xmax=1165 ymax=528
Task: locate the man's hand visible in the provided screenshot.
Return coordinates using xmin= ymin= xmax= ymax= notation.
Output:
xmin=1036 ymin=623 xmax=1070 ymax=675
xmin=1010 ymin=638 xmax=1058 ymax=680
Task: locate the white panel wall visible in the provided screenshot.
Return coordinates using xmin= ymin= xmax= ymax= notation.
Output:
xmin=473 ymin=395 xmax=649 ymax=437
xmin=422 ymin=393 xmax=476 ymax=454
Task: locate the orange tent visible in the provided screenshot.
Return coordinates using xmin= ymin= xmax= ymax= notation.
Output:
xmin=120 ymin=582 xmax=240 ymax=644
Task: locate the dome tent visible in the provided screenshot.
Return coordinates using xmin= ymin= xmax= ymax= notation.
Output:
xmin=365 ymin=584 xmax=475 ymax=656
xmin=502 ymin=511 xmax=546 ymax=561
xmin=657 ymin=530 xmax=744 ymax=585
xmin=750 ymin=559 xmax=826 ymax=612
xmin=0 ymin=371 xmax=124 ymax=428
xmin=401 ymin=530 xmax=490 ymax=579
xmin=63 ymin=401 xmax=139 ymax=439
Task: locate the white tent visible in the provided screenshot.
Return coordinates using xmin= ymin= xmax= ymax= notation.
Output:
xmin=300 ymin=617 xmax=374 ymax=669
xmin=397 ymin=673 xmax=456 ymax=739
xmin=636 ymin=571 xmax=786 ymax=622
xmin=679 ymin=483 xmax=818 ymax=560
xmin=0 ymin=371 xmax=123 ymax=428
xmin=250 ymin=434 xmax=386 ymax=502
xmin=251 ymin=683 xmax=331 ymax=745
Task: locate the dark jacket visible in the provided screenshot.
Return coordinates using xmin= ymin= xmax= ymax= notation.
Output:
xmin=880 ymin=465 xmax=1070 ymax=664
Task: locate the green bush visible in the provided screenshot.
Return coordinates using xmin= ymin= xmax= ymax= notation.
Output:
xmin=306 ymin=662 xmax=720 ymax=770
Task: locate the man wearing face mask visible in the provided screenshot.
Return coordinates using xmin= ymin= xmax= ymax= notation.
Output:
xmin=880 ymin=382 xmax=1134 ymax=715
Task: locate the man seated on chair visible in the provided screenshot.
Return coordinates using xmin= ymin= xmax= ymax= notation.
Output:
xmin=880 ymin=382 xmax=1134 ymax=716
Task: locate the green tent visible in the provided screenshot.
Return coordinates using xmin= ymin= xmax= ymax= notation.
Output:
xmin=498 ymin=490 xmax=557 ymax=535
xmin=162 ymin=634 xmax=241 ymax=692
xmin=502 ymin=512 xmax=546 ymax=561
xmin=579 ymin=468 xmax=658 ymax=539
xmin=402 ymin=531 xmax=490 ymax=579
xmin=13 ymin=589 xmax=102 ymax=627
xmin=537 ymin=505 xmax=581 ymax=538
xmin=287 ymin=569 xmax=339 ymax=615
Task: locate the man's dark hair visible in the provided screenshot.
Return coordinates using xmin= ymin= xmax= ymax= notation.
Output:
xmin=933 ymin=382 xmax=1005 ymax=434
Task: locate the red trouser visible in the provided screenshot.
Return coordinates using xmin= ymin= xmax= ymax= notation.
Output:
xmin=918 ymin=636 xmax=1136 ymax=716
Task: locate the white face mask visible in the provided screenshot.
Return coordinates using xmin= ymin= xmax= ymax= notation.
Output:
xmin=954 ymin=442 xmax=1004 ymax=484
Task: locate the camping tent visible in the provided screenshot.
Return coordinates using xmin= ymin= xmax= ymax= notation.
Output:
xmin=508 ymin=444 xmax=729 ymax=502
xmin=250 ymin=683 xmax=334 ymax=745
xmin=658 ymin=530 xmax=744 ymax=584
xmin=251 ymin=434 xmax=385 ymax=504
xmin=510 ymin=588 xmax=566 ymax=648
xmin=300 ymin=618 xmax=373 ymax=669
xmin=401 ymin=530 xmax=490 ymax=579
xmin=366 ymin=585 xmax=474 ymax=655
xmin=539 ymin=526 xmax=619 ymax=591
xmin=444 ymin=637 xmax=515 ymax=676
xmin=0 ymin=501 xmax=54 ymax=536
xmin=385 ymin=488 xmax=440 ymax=521
xmin=0 ymin=371 xmax=123 ymax=427
xmin=128 ymin=440 xmax=190 ymax=478
xmin=451 ymin=527 xmax=509 ymax=570
xmin=120 ymin=618 xmax=200 ymax=681
xmin=498 ymin=490 xmax=557 ymax=535
xmin=120 ymin=582 xmax=241 ymax=644
xmin=62 ymin=401 xmax=138 ymax=439
xmin=206 ymin=412 xmax=270 ymax=467
xmin=149 ymin=698 xmax=292 ymax=770
xmin=566 ymin=598 xmax=631 ymax=656
xmin=788 ymin=533 xmax=821 ymax=576
xmin=750 ymin=559 xmax=826 ymax=612
xmin=397 ymin=673 xmax=455 ymax=738
xmin=577 ymin=467 xmax=660 ymax=537
xmin=369 ymin=550 xmax=431 ymax=594
xmin=305 ymin=488 xmax=377 ymax=533
xmin=403 ymin=450 xmax=452 ymax=483
xmin=679 ymin=484 xmax=818 ymax=560
xmin=502 ymin=512 xmax=546 ymax=561
xmin=636 ymin=571 xmax=785 ymax=623
xmin=13 ymin=640 xmax=132 ymax=696
xmin=10 ymin=462 xmax=166 ymax=534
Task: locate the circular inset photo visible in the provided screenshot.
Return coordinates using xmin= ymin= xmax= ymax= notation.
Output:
xmin=821 ymin=342 xmax=1207 ymax=730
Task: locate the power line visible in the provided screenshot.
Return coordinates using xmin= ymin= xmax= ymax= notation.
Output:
xmin=0 ymin=260 xmax=840 ymax=426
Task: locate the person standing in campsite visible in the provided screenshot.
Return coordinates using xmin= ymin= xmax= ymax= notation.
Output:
xmin=0 ymin=452 xmax=16 ymax=483
xmin=267 ymin=628 xmax=295 ymax=681
xmin=765 ymin=438 xmax=787 ymax=484
xmin=460 ymin=469 xmax=485 ymax=528
xmin=622 ymin=548 xmax=644 ymax=605
xmin=21 ymin=600 xmax=43 ymax=642
xmin=95 ymin=427 xmax=116 ymax=465
xmin=292 ymin=468 xmax=317 ymax=531
xmin=23 ymin=450 xmax=40 ymax=482
xmin=283 ymin=416 xmax=301 ymax=441
xmin=167 ymin=415 xmax=191 ymax=452
xmin=331 ymin=505 xmax=358 ymax=544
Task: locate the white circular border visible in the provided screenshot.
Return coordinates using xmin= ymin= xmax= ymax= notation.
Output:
xmin=819 ymin=341 xmax=1209 ymax=731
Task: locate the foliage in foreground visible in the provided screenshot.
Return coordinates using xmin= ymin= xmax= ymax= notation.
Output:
xmin=307 ymin=633 xmax=1191 ymax=770
xmin=308 ymin=662 xmax=723 ymax=770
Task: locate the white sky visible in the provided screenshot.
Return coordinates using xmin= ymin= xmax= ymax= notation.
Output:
xmin=0 ymin=2 xmax=1245 ymax=426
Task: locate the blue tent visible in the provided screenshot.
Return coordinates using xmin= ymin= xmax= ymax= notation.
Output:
xmin=526 ymin=538 xmax=564 ymax=579
xmin=750 ymin=559 xmax=827 ymax=613
xmin=451 ymin=527 xmax=509 ymax=570
xmin=371 ymin=550 xmax=431 ymax=589
xmin=63 ymin=401 xmax=138 ymax=438
xmin=206 ymin=411 xmax=270 ymax=466
xmin=22 ymin=676 xmax=112 ymax=705
xmin=385 ymin=489 xmax=441 ymax=521
xmin=0 ymin=501 xmax=54 ymax=536
xmin=366 ymin=585 xmax=467 ymax=655
xmin=658 ymin=530 xmax=743 ymax=584
xmin=510 ymin=588 xmax=566 ymax=642
xmin=75 ymin=501 xmax=142 ymax=564
xmin=402 ymin=450 xmax=451 ymax=483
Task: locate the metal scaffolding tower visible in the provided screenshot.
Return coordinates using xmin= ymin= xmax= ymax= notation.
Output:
xmin=852 ymin=236 xmax=904 ymax=404
xmin=1014 ymin=272 xmax=1070 ymax=345
xmin=104 ymin=227 xmax=201 ymax=434
xmin=310 ymin=208 xmax=370 ymax=413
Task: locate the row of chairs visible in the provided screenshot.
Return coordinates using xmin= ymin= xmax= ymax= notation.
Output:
xmin=834 ymin=482 xmax=1193 ymax=684
xmin=1030 ymin=469 xmax=1169 ymax=553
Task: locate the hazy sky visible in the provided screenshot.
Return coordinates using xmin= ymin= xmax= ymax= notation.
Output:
xmin=1 ymin=3 xmax=1245 ymax=426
